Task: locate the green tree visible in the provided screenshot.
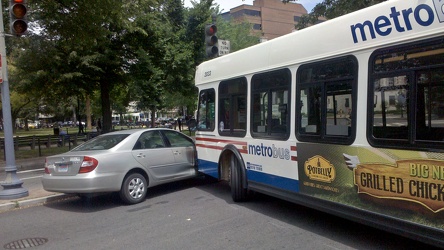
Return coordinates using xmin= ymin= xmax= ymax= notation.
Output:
xmin=8 ymin=0 xmax=221 ymax=132
xmin=127 ymin=0 xmax=213 ymax=127
xmin=185 ymin=0 xmax=216 ymax=66
xmin=11 ymin=0 xmax=156 ymax=133
xmin=6 ymin=36 xmax=80 ymax=130
xmin=280 ymin=0 xmax=387 ymax=29
xmin=216 ymin=16 xmax=260 ymax=53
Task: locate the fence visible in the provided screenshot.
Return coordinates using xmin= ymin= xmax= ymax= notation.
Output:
xmin=0 ymin=132 xmax=97 ymax=152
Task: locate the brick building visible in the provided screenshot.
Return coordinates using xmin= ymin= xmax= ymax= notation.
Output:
xmin=221 ymin=0 xmax=311 ymax=41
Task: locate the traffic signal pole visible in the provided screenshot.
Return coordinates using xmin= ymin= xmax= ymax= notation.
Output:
xmin=0 ymin=3 xmax=29 ymax=199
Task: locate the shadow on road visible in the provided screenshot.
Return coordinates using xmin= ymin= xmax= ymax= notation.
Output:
xmin=43 ymin=176 xmax=214 ymax=213
xmin=43 ymin=175 xmax=441 ymax=249
xmin=194 ymin=179 xmax=442 ymax=250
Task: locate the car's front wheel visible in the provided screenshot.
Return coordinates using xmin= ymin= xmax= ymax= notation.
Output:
xmin=120 ymin=173 xmax=147 ymax=204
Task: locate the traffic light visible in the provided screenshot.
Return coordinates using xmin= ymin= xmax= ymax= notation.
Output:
xmin=205 ymin=24 xmax=218 ymax=58
xmin=9 ymin=0 xmax=28 ymax=36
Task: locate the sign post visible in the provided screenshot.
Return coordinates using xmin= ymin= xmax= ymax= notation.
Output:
xmin=0 ymin=3 xmax=28 ymax=199
xmin=0 ymin=55 xmax=3 ymax=83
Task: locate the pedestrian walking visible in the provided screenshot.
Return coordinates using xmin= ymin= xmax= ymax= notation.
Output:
xmin=78 ymin=121 xmax=84 ymax=134
xmin=177 ymin=117 xmax=182 ymax=131
xmin=97 ymin=118 xmax=102 ymax=134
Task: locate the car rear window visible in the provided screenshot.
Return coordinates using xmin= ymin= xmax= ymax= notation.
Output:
xmin=72 ymin=134 xmax=130 ymax=151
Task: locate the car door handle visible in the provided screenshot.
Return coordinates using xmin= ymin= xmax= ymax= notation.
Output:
xmin=136 ymin=153 xmax=145 ymax=158
xmin=173 ymin=151 xmax=180 ymax=155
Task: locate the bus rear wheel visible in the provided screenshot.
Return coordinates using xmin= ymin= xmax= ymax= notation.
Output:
xmin=230 ymin=155 xmax=248 ymax=202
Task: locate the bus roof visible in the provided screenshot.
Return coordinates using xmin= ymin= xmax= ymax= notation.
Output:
xmin=195 ymin=0 xmax=444 ymax=85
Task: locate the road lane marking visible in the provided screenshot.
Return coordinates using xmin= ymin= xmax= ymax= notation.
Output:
xmin=18 ymin=168 xmax=45 ymax=174
xmin=21 ymin=176 xmax=42 ymax=180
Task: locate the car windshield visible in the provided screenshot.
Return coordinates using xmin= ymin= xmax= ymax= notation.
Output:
xmin=72 ymin=134 xmax=130 ymax=151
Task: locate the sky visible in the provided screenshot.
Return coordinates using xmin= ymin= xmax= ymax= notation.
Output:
xmin=183 ymin=0 xmax=324 ymax=13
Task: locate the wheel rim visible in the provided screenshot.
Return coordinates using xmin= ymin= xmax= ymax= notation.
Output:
xmin=128 ymin=177 xmax=145 ymax=199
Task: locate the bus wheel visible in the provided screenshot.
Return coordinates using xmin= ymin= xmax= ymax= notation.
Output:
xmin=230 ymin=155 xmax=247 ymax=202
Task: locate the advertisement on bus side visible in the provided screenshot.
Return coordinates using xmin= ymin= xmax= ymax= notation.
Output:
xmin=298 ymin=144 xmax=444 ymax=231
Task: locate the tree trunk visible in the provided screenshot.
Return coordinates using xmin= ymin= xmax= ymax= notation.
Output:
xmin=86 ymin=95 xmax=92 ymax=130
xmin=150 ymin=106 xmax=156 ymax=128
xmin=100 ymin=82 xmax=112 ymax=133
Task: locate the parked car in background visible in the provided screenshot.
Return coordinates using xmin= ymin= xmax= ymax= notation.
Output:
xmin=28 ymin=121 xmax=39 ymax=129
xmin=42 ymin=128 xmax=198 ymax=204
xmin=62 ymin=121 xmax=74 ymax=127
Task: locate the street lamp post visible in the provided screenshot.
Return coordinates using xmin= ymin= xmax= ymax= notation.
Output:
xmin=0 ymin=3 xmax=29 ymax=199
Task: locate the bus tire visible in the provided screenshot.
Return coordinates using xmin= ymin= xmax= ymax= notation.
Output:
xmin=230 ymin=155 xmax=247 ymax=202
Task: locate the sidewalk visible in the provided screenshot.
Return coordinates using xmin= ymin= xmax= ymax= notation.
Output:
xmin=0 ymin=157 xmax=70 ymax=212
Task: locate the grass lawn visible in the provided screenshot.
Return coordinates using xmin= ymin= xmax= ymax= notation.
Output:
xmin=0 ymin=127 xmax=91 ymax=137
xmin=0 ymin=145 xmax=72 ymax=160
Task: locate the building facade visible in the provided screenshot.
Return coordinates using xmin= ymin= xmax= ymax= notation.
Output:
xmin=221 ymin=0 xmax=310 ymax=41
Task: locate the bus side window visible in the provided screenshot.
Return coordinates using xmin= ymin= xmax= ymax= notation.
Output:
xmin=371 ymin=76 xmax=409 ymax=140
xmin=299 ymin=86 xmax=321 ymax=135
xmin=197 ymin=89 xmax=215 ymax=131
xmin=369 ymin=38 xmax=444 ymax=149
xmin=218 ymin=78 xmax=247 ymax=137
xmin=296 ymin=56 xmax=357 ymax=144
xmin=251 ymin=69 xmax=291 ymax=140
xmin=416 ymin=69 xmax=444 ymax=141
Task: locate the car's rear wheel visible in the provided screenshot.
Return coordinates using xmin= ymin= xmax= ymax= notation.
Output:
xmin=120 ymin=173 xmax=147 ymax=204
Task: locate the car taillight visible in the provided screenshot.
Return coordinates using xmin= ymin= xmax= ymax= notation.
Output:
xmin=78 ymin=156 xmax=98 ymax=174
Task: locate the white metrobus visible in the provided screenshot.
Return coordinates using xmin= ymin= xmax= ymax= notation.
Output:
xmin=194 ymin=0 xmax=444 ymax=246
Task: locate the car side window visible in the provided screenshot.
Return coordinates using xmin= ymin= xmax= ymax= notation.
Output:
xmin=133 ymin=131 xmax=165 ymax=150
xmin=162 ymin=130 xmax=193 ymax=147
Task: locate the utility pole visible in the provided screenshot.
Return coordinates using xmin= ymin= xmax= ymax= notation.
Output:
xmin=0 ymin=3 xmax=29 ymax=199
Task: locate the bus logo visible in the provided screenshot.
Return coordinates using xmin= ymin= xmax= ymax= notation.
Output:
xmin=304 ymin=156 xmax=336 ymax=183
xmin=247 ymin=143 xmax=290 ymax=160
xmin=351 ymin=3 xmax=439 ymax=44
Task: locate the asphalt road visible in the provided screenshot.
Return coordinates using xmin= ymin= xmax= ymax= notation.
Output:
xmin=0 ymin=175 xmax=440 ymax=250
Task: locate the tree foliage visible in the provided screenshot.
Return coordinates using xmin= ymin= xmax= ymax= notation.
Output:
xmin=240 ymin=0 xmax=387 ymax=29
xmin=6 ymin=0 xmax=260 ymax=132
xmin=9 ymin=0 xmax=209 ymax=132
xmin=10 ymin=0 xmax=136 ymax=133
xmin=185 ymin=0 xmax=216 ymax=66
xmin=216 ymin=16 xmax=260 ymax=53
xmin=125 ymin=0 xmax=198 ymax=126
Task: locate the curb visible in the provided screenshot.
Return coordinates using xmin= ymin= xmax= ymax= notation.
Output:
xmin=0 ymin=157 xmax=46 ymax=172
xmin=0 ymin=193 xmax=73 ymax=213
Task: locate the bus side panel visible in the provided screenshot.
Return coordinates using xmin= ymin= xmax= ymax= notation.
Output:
xmin=297 ymin=142 xmax=444 ymax=233
xmin=195 ymin=136 xmax=222 ymax=179
xmin=247 ymin=170 xmax=299 ymax=193
xmin=240 ymin=140 xmax=299 ymax=192
xmin=198 ymin=158 xmax=219 ymax=179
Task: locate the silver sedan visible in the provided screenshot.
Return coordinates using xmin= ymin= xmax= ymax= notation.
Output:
xmin=42 ymin=128 xmax=197 ymax=204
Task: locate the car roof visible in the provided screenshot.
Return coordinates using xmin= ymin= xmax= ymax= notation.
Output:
xmin=104 ymin=128 xmax=184 ymax=137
